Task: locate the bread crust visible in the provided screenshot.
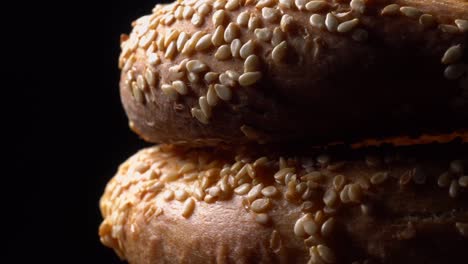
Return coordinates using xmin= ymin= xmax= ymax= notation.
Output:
xmin=99 ymin=143 xmax=468 ymax=263
xmin=119 ymin=0 xmax=468 ymax=146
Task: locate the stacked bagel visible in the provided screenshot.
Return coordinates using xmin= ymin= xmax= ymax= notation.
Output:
xmin=100 ymin=0 xmax=468 ymax=263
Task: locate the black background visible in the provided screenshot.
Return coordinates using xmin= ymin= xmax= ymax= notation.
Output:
xmin=5 ymin=0 xmax=170 ymax=262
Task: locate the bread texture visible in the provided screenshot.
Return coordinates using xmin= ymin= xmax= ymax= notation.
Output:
xmin=119 ymin=0 xmax=468 ymax=146
xmin=99 ymin=143 xmax=468 ymax=263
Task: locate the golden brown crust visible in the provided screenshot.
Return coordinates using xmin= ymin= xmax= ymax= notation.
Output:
xmin=119 ymin=0 xmax=468 ymax=146
xmin=99 ymin=144 xmax=468 ymax=264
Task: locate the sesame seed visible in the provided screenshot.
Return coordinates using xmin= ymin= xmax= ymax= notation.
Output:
xmin=164 ymin=30 xmax=180 ymax=47
xmin=199 ymin=96 xmax=212 ymax=118
xmin=248 ymin=15 xmax=262 ymax=31
xmin=294 ymin=0 xmax=307 ymax=10
xmin=224 ymin=22 xmax=240 ymax=43
xmin=188 ymin=72 xmax=200 ymax=83
xmin=254 ymin=28 xmax=272 ymax=42
xmin=195 ymin=34 xmax=213 ymax=51
xmin=191 ymin=108 xmax=209 ymax=124
xmin=136 ymin=75 xmax=148 ymax=91
xmin=175 ymin=189 xmax=189 ymax=201
xmin=144 ymin=68 xmax=157 ymax=87
xmin=348 ymin=183 xmax=362 ymax=202
xmin=204 ymin=86 xmax=218 ymax=107
xmin=274 ymin=168 xmax=295 ymax=183
xmin=214 ymin=84 xmax=232 ymax=100
xmin=381 ymin=4 xmax=400 ymax=16
xmin=294 ymin=217 xmax=306 ymax=237
xmin=438 ymin=172 xmax=451 ymax=187
xmin=332 ymin=174 xmax=346 ymax=191
xmin=174 ymin=33 xmax=188 ymax=51
xmin=261 ymin=186 xmax=278 ymax=197
xmin=164 ymin=14 xmax=176 ymax=25
xmin=240 ymin=40 xmax=255 ymax=59
xmin=204 ymin=194 xmax=216 ymax=203
xmin=455 ymin=19 xmax=468 ymax=32
xmin=339 ymin=184 xmax=350 ymax=203
xmin=352 ymin=28 xmax=368 ymax=42
xmin=197 ymin=3 xmax=211 ymax=16
xmin=310 ymin=14 xmax=325 ymax=29
xmin=449 ymin=179 xmax=459 ymax=198
xmin=234 ymin=183 xmax=252 ymax=195
xmin=400 ymin=6 xmax=422 ymax=18
xmin=444 ymin=64 xmax=466 ymax=80
xmin=239 ymin=71 xmax=262 ymax=86
xmin=262 ymin=7 xmax=280 ymax=23
xmin=219 ymin=72 xmax=236 ymax=86
xmin=208 ymin=186 xmax=221 ymax=197
xmin=163 ymin=190 xmax=174 ymax=201
xmin=370 ymin=172 xmax=388 ymax=185
xmin=256 ymin=0 xmax=274 ymax=8
xmin=226 ymin=70 xmax=240 ymax=81
xmin=253 ymin=157 xmax=268 ymax=167
xmin=399 ymin=170 xmax=412 ymax=185
xmin=272 ymin=41 xmax=288 ymax=63
xmin=228 ymin=39 xmax=240 ymax=58
xmin=191 ymin=13 xmax=204 ymax=26
xmin=247 ymin=183 xmax=264 ymax=201
xmin=212 ymin=10 xmax=226 ymax=27
xmin=321 ymin=217 xmax=335 ymax=237
xmin=439 ymin=24 xmax=459 ymax=34
xmin=323 ymin=189 xmax=338 ymax=207
xmin=350 ymin=0 xmax=365 ymax=14
xmin=182 ymin=198 xmax=195 ymax=218
xmin=303 ymin=217 xmax=318 ymax=235
xmin=186 ymin=60 xmax=208 ymax=73
xmin=456 ymin=222 xmax=468 ymax=237
xmin=255 ymin=213 xmax=270 ymax=224
xmin=225 ymin=0 xmax=239 ymax=10
xmin=251 ymin=198 xmax=271 ymax=213
xmin=337 ymin=18 xmax=359 ymax=33
xmin=193 ymin=186 xmax=205 ymax=201
xmin=213 ymin=0 xmax=226 ymax=10
xmin=171 ymin=80 xmax=188 ymax=95
xmin=279 ymin=0 xmax=292 ymax=8
xmin=183 ymin=6 xmax=195 ymax=19
xmin=205 ymin=72 xmax=219 ymax=83
xmin=182 ymin=32 xmax=203 ymax=55
xmin=419 ymin=14 xmax=436 ymax=28
xmin=174 ymin=6 xmax=183 ymax=19
xmin=156 ymin=34 xmax=165 ymax=51
xmin=139 ymin=30 xmax=157 ymax=48
xmin=325 ymin=13 xmax=339 ymax=32
xmin=459 ymin=176 xmax=468 ymax=187
xmin=243 ymin=55 xmax=260 ymax=73
xmin=316 ymin=244 xmax=336 ymax=263
xmin=211 ymin=26 xmax=225 ymax=47
xmin=160 ymin=84 xmax=177 ymax=100
xmin=305 ymin=1 xmax=327 ymax=12
xmin=237 ymin=11 xmax=249 ymax=26
xmin=280 ymin=14 xmax=293 ymax=32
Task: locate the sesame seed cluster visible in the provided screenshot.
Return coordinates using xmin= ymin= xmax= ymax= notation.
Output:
xmin=99 ymin=145 xmax=468 ymax=263
xmin=101 ymin=0 xmax=468 ymax=262
xmin=118 ymin=0 xmax=467 ymax=145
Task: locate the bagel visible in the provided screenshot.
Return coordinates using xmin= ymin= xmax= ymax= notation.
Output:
xmin=119 ymin=0 xmax=468 ymax=146
xmin=99 ymin=143 xmax=468 ymax=263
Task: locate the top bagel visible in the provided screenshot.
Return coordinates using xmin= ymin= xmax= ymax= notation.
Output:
xmin=119 ymin=0 xmax=468 ymax=146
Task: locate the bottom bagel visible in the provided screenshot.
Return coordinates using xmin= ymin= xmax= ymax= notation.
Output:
xmin=99 ymin=144 xmax=468 ymax=264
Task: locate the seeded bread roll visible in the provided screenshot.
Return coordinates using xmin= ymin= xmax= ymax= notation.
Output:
xmin=99 ymin=144 xmax=468 ymax=264
xmin=120 ymin=0 xmax=468 ymax=146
